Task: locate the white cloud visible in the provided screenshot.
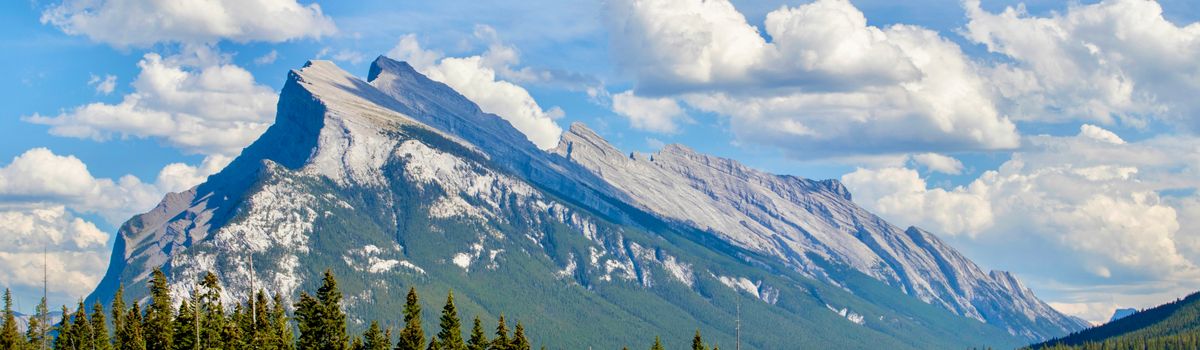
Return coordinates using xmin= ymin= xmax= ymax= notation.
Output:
xmin=911 ymin=153 xmax=965 ymax=175
xmin=612 ymin=90 xmax=688 ymax=133
xmin=1048 ymin=301 xmax=1117 ymax=325
xmin=0 ymin=148 xmax=227 ymax=224
xmin=605 ymin=0 xmax=1019 ymax=156
xmin=843 ymin=125 xmax=1200 ymax=321
xmin=88 ymin=74 xmax=117 ymax=95
xmin=387 ymin=33 xmax=565 ymax=150
xmin=0 ymin=203 xmax=114 ymax=308
xmin=41 ymin=0 xmax=336 ymax=47
xmin=254 ymin=50 xmax=279 ymax=65
xmin=25 ymin=52 xmax=278 ymax=157
xmin=316 ymin=47 xmax=367 ymax=65
xmin=964 ymin=0 xmax=1200 ymax=129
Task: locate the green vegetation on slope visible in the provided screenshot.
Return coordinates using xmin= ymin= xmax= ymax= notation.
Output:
xmin=1029 ymin=292 xmax=1200 ymax=350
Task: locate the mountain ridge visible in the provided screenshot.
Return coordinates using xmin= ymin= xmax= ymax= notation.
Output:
xmin=85 ymin=56 xmax=1083 ymax=348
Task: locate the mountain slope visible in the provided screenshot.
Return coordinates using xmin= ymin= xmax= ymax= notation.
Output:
xmin=554 ymin=123 xmax=1086 ymax=339
xmin=1029 ymin=292 xmax=1200 ymax=349
xmin=87 ymin=57 xmax=1075 ymax=348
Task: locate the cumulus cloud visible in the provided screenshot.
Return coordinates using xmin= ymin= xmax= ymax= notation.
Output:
xmin=604 ymin=0 xmax=1020 ymax=156
xmin=0 ymin=203 xmax=114 ymax=309
xmin=612 ymin=90 xmax=689 ymax=133
xmin=964 ymin=0 xmax=1200 ymax=129
xmin=25 ymin=52 xmax=278 ymax=157
xmin=387 ymin=33 xmax=565 ymax=149
xmin=88 ymin=74 xmax=117 ymax=95
xmin=843 ymin=125 xmax=1200 ymax=321
xmin=41 ymin=0 xmax=336 ymax=47
xmin=911 ymin=153 xmax=965 ymax=175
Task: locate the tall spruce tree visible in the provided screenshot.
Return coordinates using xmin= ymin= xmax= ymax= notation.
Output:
xmin=91 ymin=301 xmax=111 ymax=350
xmin=172 ymin=299 xmax=197 ymax=350
xmin=295 ymin=292 xmax=322 ymax=350
xmin=317 ymin=270 xmax=348 ymax=350
xmin=650 ymin=336 xmax=664 ymax=350
xmin=436 ymin=291 xmax=465 ymax=350
xmin=197 ymin=272 xmax=224 ymax=349
xmin=145 ymin=268 xmax=174 ymax=350
xmin=395 ymin=287 xmax=424 ymax=350
xmin=427 ymin=338 xmax=442 ymax=350
xmin=111 ymin=285 xmax=127 ymax=350
xmin=510 ymin=322 xmax=529 ymax=350
xmin=26 ymin=296 xmax=48 ymax=350
xmin=271 ymin=293 xmax=294 ymax=350
xmin=119 ymin=302 xmax=147 ymax=350
xmin=362 ymin=321 xmax=390 ymax=350
xmin=70 ymin=301 xmax=94 ymax=350
xmin=487 ymin=315 xmax=509 ymax=350
xmin=466 ymin=316 xmax=488 ymax=350
xmin=53 ymin=305 xmax=72 ymax=350
xmin=0 ymin=289 xmax=21 ymax=350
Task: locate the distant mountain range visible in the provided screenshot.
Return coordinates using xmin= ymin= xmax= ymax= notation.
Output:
xmin=1029 ymin=292 xmax=1200 ymax=349
xmin=86 ymin=56 xmax=1086 ymax=349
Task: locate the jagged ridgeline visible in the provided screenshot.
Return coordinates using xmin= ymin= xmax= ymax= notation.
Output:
xmin=86 ymin=57 xmax=1083 ymax=349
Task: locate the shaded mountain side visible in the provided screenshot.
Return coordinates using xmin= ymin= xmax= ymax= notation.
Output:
xmin=1029 ymin=292 xmax=1200 ymax=349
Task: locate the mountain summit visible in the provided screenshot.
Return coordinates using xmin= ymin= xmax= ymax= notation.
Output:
xmin=88 ymin=57 xmax=1085 ymax=349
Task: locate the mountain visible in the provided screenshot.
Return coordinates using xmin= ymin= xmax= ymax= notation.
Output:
xmin=1029 ymin=292 xmax=1200 ymax=349
xmin=87 ymin=57 xmax=1083 ymax=349
xmin=1110 ymin=308 xmax=1137 ymax=323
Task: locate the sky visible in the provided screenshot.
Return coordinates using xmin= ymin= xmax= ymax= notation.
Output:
xmin=2 ymin=0 xmax=1199 ymax=324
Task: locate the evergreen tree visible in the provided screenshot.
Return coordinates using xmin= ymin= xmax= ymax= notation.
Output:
xmin=145 ymin=268 xmax=174 ymax=350
xmin=198 ymin=272 xmax=225 ymax=350
xmin=118 ymin=302 xmax=147 ymax=350
xmin=111 ymin=285 xmax=126 ymax=350
xmin=510 ymin=322 xmax=529 ymax=350
xmin=436 ymin=291 xmax=465 ymax=350
xmin=427 ymin=338 xmax=442 ymax=350
xmin=466 ymin=316 xmax=488 ymax=350
xmin=650 ymin=336 xmax=664 ymax=350
xmin=26 ymin=296 xmax=47 ymax=350
xmin=692 ymin=330 xmax=707 ymax=350
xmin=224 ymin=303 xmax=246 ymax=349
xmin=248 ymin=290 xmax=272 ymax=348
xmin=70 ymin=300 xmax=94 ymax=350
xmin=53 ymin=305 xmax=72 ymax=350
xmin=395 ymin=287 xmax=424 ymax=350
xmin=351 ymin=337 xmax=365 ymax=350
xmin=271 ymin=293 xmax=295 ymax=350
xmin=172 ymin=299 xmax=197 ymax=350
xmin=91 ymin=301 xmax=111 ymax=350
xmin=363 ymin=321 xmax=390 ymax=350
xmin=487 ymin=315 xmax=509 ymax=350
xmin=297 ymin=270 xmax=348 ymax=350
xmin=1 ymin=289 xmax=21 ymax=350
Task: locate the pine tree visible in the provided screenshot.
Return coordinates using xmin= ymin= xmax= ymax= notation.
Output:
xmin=363 ymin=321 xmax=390 ymax=350
xmin=295 ymin=292 xmax=322 ymax=350
xmin=271 ymin=293 xmax=295 ymax=350
xmin=487 ymin=315 xmax=509 ymax=350
xmin=510 ymin=322 xmax=529 ymax=350
xmin=1 ymin=289 xmax=21 ymax=350
xmin=692 ymin=330 xmax=707 ymax=350
xmin=249 ymin=290 xmax=272 ymax=348
xmin=111 ymin=284 xmax=127 ymax=350
xmin=225 ymin=303 xmax=246 ymax=349
xmin=650 ymin=336 xmax=664 ymax=350
xmin=317 ymin=270 xmax=348 ymax=350
xmin=396 ymin=287 xmax=424 ymax=350
xmin=91 ymin=301 xmax=111 ymax=350
xmin=199 ymin=272 xmax=225 ymax=350
xmin=436 ymin=291 xmax=465 ymax=350
xmin=71 ymin=300 xmax=94 ymax=350
xmin=119 ymin=302 xmax=147 ymax=350
xmin=172 ymin=298 xmax=197 ymax=350
xmin=427 ymin=338 xmax=442 ymax=350
xmin=466 ymin=316 xmax=488 ymax=350
xmin=54 ymin=305 xmax=72 ymax=350
xmin=26 ymin=296 xmax=47 ymax=350
xmin=145 ymin=268 xmax=174 ymax=350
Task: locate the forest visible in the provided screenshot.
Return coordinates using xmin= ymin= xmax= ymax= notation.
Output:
xmin=0 ymin=269 xmax=718 ymax=350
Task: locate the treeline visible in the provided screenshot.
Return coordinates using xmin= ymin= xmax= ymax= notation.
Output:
xmin=0 ymin=269 xmax=537 ymax=350
xmin=1028 ymin=291 xmax=1200 ymax=350
xmin=1 ymin=269 xmax=721 ymax=350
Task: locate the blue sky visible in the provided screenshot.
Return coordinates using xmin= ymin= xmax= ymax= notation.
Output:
xmin=3 ymin=0 xmax=1200 ymax=324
